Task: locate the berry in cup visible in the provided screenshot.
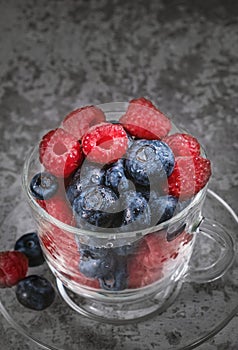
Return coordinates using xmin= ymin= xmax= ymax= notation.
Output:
xmin=26 ymin=97 xmax=211 ymax=292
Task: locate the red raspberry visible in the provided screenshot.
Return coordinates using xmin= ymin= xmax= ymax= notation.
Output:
xmin=167 ymin=156 xmax=212 ymax=200
xmin=128 ymin=231 xmax=192 ymax=288
xmin=38 ymin=196 xmax=100 ymax=289
xmin=163 ymin=133 xmax=201 ymax=157
xmin=82 ymin=123 xmax=129 ymax=164
xmin=0 ymin=251 xmax=28 ymax=288
xmin=119 ymin=97 xmax=171 ymax=139
xmin=62 ymin=105 xmax=106 ymax=140
xmin=39 ymin=128 xmax=83 ymax=178
xmin=37 ymin=195 xmax=75 ymax=225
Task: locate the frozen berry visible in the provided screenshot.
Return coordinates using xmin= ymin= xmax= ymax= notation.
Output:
xmin=149 ymin=193 xmax=178 ymax=225
xmin=14 ymin=232 xmax=45 ymax=267
xmin=104 ymin=159 xmax=132 ymax=196
xmin=30 ymin=172 xmax=58 ymax=200
xmin=125 ymin=139 xmax=174 ymax=186
xmin=163 ymin=133 xmax=201 ymax=157
xmin=167 ymin=156 xmax=211 ymax=200
xmin=72 ymin=185 xmax=120 ymax=229
xmin=39 ymin=128 xmax=83 ymax=178
xmin=82 ymin=123 xmax=129 ymax=164
xmin=16 ymin=275 xmax=55 ymax=310
xmin=0 ymin=251 xmax=28 ymax=288
xmin=62 ymin=105 xmax=106 ymax=140
xmin=127 ymin=231 xmax=192 ymax=288
xmin=119 ymin=191 xmax=151 ymax=231
xmin=38 ymin=195 xmax=75 ymax=225
xmin=119 ymin=97 xmax=171 ymax=139
xmin=79 ymin=245 xmax=116 ymax=279
xmin=79 ymin=244 xmax=128 ymax=291
xmin=66 ymin=162 xmax=105 ymax=205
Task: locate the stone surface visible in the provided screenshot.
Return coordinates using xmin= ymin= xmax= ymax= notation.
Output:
xmin=0 ymin=0 xmax=238 ymax=349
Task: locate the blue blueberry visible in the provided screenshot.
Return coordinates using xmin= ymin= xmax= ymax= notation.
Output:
xmin=99 ymin=256 xmax=128 ymax=291
xmin=79 ymin=245 xmax=116 ymax=279
xmin=30 ymin=172 xmax=58 ymax=200
xmin=149 ymin=192 xmax=178 ymax=226
xmin=79 ymin=244 xmax=129 ymax=291
xmin=14 ymin=232 xmax=45 ymax=267
xmin=118 ymin=191 xmax=151 ymax=231
xmin=67 ymin=163 xmax=105 ymax=205
xmin=104 ymin=159 xmax=132 ymax=196
xmin=72 ymin=185 xmax=120 ymax=229
xmin=16 ymin=275 xmax=55 ymax=310
xmin=125 ymin=139 xmax=174 ymax=186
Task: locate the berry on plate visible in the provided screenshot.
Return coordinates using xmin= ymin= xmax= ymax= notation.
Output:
xmin=14 ymin=232 xmax=45 ymax=267
xmin=125 ymin=139 xmax=174 ymax=187
xmin=163 ymin=133 xmax=201 ymax=157
xmin=62 ymin=105 xmax=106 ymax=140
xmin=82 ymin=123 xmax=129 ymax=164
xmin=30 ymin=172 xmax=59 ymax=200
xmin=39 ymin=128 xmax=83 ymax=178
xmin=119 ymin=97 xmax=171 ymax=139
xmin=167 ymin=156 xmax=212 ymax=200
xmin=0 ymin=251 xmax=28 ymax=288
xmin=15 ymin=275 xmax=55 ymax=310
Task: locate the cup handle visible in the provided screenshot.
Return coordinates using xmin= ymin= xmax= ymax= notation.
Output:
xmin=184 ymin=218 xmax=235 ymax=284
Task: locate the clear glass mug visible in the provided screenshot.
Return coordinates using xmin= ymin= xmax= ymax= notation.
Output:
xmin=22 ymin=102 xmax=235 ymax=323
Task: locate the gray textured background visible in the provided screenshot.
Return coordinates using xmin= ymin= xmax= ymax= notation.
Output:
xmin=0 ymin=0 xmax=237 ymax=349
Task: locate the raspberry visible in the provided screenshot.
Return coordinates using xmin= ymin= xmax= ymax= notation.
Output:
xmin=82 ymin=123 xmax=129 ymax=164
xmin=39 ymin=128 xmax=83 ymax=178
xmin=127 ymin=231 xmax=192 ymax=288
xmin=37 ymin=195 xmax=99 ymax=288
xmin=0 ymin=251 xmax=28 ymax=288
xmin=37 ymin=195 xmax=75 ymax=225
xmin=167 ymin=156 xmax=212 ymax=200
xmin=163 ymin=133 xmax=201 ymax=157
xmin=119 ymin=97 xmax=171 ymax=139
xmin=62 ymin=105 xmax=106 ymax=140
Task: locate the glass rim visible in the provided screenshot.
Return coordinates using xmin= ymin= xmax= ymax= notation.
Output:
xmin=21 ymin=101 xmax=208 ymax=240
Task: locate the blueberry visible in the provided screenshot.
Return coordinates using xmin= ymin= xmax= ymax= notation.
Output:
xmin=118 ymin=191 xmax=151 ymax=231
xmin=125 ymin=139 xmax=174 ymax=187
xmin=67 ymin=163 xmax=105 ymax=205
xmin=16 ymin=275 xmax=55 ymax=310
xmin=104 ymin=159 xmax=132 ymax=196
xmin=14 ymin=232 xmax=44 ymax=267
xmin=79 ymin=244 xmax=129 ymax=291
xmin=149 ymin=192 xmax=178 ymax=226
xmin=99 ymin=256 xmax=128 ymax=291
xmin=30 ymin=172 xmax=58 ymax=200
xmin=72 ymin=185 xmax=120 ymax=229
xmin=79 ymin=245 xmax=116 ymax=279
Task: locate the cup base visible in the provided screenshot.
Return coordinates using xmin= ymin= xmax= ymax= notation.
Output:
xmin=56 ymin=277 xmax=183 ymax=324
xmin=1 ymin=189 xmax=238 ymax=349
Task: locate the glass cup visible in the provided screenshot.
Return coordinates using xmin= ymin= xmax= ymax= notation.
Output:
xmin=22 ymin=102 xmax=235 ymax=323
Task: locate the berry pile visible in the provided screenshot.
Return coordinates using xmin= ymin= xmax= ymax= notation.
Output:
xmin=0 ymin=232 xmax=55 ymax=310
xmin=28 ymin=97 xmax=211 ymax=291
